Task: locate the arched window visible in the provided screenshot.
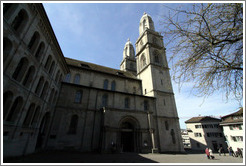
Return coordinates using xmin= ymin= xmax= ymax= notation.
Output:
xmin=35 ymin=76 xmax=44 ymax=96
xmin=40 ymin=81 xmax=49 ymax=99
xmin=130 ymin=63 xmax=134 ymax=70
xmin=35 ymin=42 xmax=45 ymax=60
xmin=64 ymin=73 xmax=71 ymax=83
xmin=44 ymin=55 xmax=52 ymax=70
xmin=125 ymin=47 xmax=128 ymax=56
xmin=6 ymin=96 xmax=23 ymax=122
xmin=68 ymin=115 xmax=78 ymax=134
xmin=111 ymin=81 xmax=116 ymax=91
xmin=102 ymin=94 xmax=108 ymax=107
xmin=3 ymin=91 xmax=13 ymax=119
xmin=28 ymin=31 xmax=40 ymax=53
xmin=3 ymin=37 xmax=13 ymax=61
xmin=31 ymin=106 xmax=40 ymax=127
xmin=55 ymin=70 xmax=60 ymax=83
xmin=48 ymin=61 xmax=55 ymax=74
xmin=23 ymin=103 xmax=35 ymax=126
xmin=74 ymin=91 xmax=83 ymax=103
xmin=143 ymin=19 xmax=147 ymax=31
xmin=22 ymin=66 xmax=35 ymax=88
xmin=11 ymin=9 xmax=29 ymax=33
xmin=140 ymin=54 xmax=146 ymax=69
xmin=171 ymin=129 xmax=176 ymax=144
xmin=125 ymin=98 xmax=130 ymax=108
xmin=103 ymin=79 xmax=108 ymax=90
xmin=12 ymin=57 xmax=29 ymax=82
xmin=154 ymin=51 xmax=159 ymax=63
xmin=74 ymin=74 xmax=80 ymax=84
xmin=144 ymin=100 xmax=148 ymax=111
xmin=49 ymin=88 xmax=55 ymax=102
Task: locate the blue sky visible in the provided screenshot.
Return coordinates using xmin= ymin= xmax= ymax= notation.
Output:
xmin=43 ymin=2 xmax=243 ymax=129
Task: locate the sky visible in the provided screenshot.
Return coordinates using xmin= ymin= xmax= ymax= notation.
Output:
xmin=43 ymin=2 xmax=243 ymax=129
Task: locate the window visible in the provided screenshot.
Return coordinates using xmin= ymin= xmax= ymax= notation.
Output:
xmin=35 ymin=42 xmax=45 ymax=60
xmin=125 ymin=47 xmax=128 ymax=56
xmin=6 ymin=96 xmax=23 ymax=122
xmin=31 ymin=106 xmax=40 ymax=127
xmin=195 ymin=125 xmax=202 ymax=128
xmin=102 ymin=94 xmax=108 ymax=107
xmin=163 ymin=99 xmax=166 ymax=106
xmin=103 ymin=79 xmax=108 ymax=90
xmin=207 ymin=132 xmax=223 ymax=137
xmin=64 ymin=73 xmax=71 ymax=83
xmin=3 ymin=37 xmax=13 ymax=61
xmin=11 ymin=9 xmax=29 ymax=33
xmin=12 ymin=57 xmax=29 ymax=82
xmin=231 ymin=136 xmax=243 ymax=142
xmin=130 ymin=63 xmax=134 ymax=70
xmin=111 ymin=81 xmax=116 ymax=91
xmin=165 ymin=121 xmax=169 ymax=130
xmin=44 ymin=55 xmax=52 ymax=70
xmin=229 ymin=124 xmax=242 ymax=130
xmin=35 ymin=76 xmax=44 ymax=96
xmin=48 ymin=61 xmax=55 ymax=74
xmin=143 ymin=19 xmax=147 ymax=31
xmin=194 ymin=133 xmax=202 ymax=137
xmin=74 ymin=74 xmax=80 ymax=84
xmin=154 ymin=53 xmax=159 ymax=63
xmin=140 ymin=54 xmax=146 ymax=69
xmin=125 ymin=98 xmax=130 ymax=108
xmin=3 ymin=91 xmax=13 ymax=119
xmin=40 ymin=82 xmax=49 ymax=99
xmin=171 ymin=129 xmax=176 ymax=144
xmin=144 ymin=100 xmax=148 ymax=111
xmin=74 ymin=91 xmax=83 ymax=103
xmin=145 ymin=89 xmax=147 ymax=94
xmin=28 ymin=31 xmax=40 ymax=53
xmin=23 ymin=103 xmax=35 ymax=126
xmin=68 ymin=115 xmax=78 ymax=134
xmin=22 ymin=66 xmax=35 ymax=88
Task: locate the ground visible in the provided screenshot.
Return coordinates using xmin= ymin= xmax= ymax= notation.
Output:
xmin=3 ymin=150 xmax=244 ymax=164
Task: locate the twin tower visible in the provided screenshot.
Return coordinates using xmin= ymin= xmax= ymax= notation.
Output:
xmin=121 ymin=12 xmax=184 ymax=152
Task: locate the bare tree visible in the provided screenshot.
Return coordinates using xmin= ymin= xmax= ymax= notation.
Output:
xmin=161 ymin=3 xmax=243 ymax=101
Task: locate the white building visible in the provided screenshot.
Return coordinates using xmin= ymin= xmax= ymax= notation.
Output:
xmin=185 ymin=116 xmax=227 ymax=152
xmin=181 ymin=129 xmax=191 ymax=149
xmin=220 ymin=108 xmax=243 ymax=152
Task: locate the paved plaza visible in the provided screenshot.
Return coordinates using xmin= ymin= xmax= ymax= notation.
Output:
xmin=3 ymin=150 xmax=244 ymax=164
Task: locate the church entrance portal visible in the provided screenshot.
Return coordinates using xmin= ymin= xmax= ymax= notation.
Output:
xmin=121 ymin=122 xmax=134 ymax=152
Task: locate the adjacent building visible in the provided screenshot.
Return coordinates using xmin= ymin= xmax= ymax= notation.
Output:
xmin=220 ymin=108 xmax=243 ymax=152
xmin=185 ymin=116 xmax=227 ymax=152
xmin=3 ymin=3 xmax=184 ymax=157
xmin=181 ymin=129 xmax=191 ymax=149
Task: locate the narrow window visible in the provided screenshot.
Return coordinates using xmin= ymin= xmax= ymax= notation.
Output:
xmin=48 ymin=88 xmax=55 ymax=102
xmin=44 ymin=55 xmax=52 ymax=70
xmin=64 ymin=73 xmax=71 ymax=83
xmin=141 ymin=54 xmax=146 ymax=68
xmin=163 ymin=99 xmax=166 ymax=106
xmin=40 ymin=81 xmax=49 ymax=99
xmin=144 ymin=100 xmax=148 ymax=111
xmin=22 ymin=66 xmax=35 ymax=88
xmin=171 ymin=129 xmax=176 ymax=144
xmin=6 ymin=96 xmax=23 ymax=122
xmin=102 ymin=94 xmax=108 ymax=107
xmin=12 ymin=57 xmax=29 ymax=82
xmin=35 ymin=76 xmax=44 ymax=96
xmin=3 ymin=91 xmax=13 ymax=119
xmin=74 ymin=74 xmax=80 ymax=84
xmin=145 ymin=89 xmax=147 ymax=94
xmin=111 ymin=81 xmax=116 ymax=91
xmin=35 ymin=42 xmax=45 ymax=60
xmin=74 ymin=91 xmax=83 ymax=103
xmin=11 ymin=9 xmax=29 ymax=33
xmin=165 ymin=121 xmax=169 ymax=130
xmin=68 ymin=115 xmax=78 ymax=134
xmin=48 ymin=61 xmax=55 ymax=74
xmin=28 ymin=31 xmax=40 ymax=52
xmin=23 ymin=103 xmax=35 ymax=126
xmin=125 ymin=98 xmax=130 ymax=108
xmin=103 ymin=79 xmax=108 ymax=90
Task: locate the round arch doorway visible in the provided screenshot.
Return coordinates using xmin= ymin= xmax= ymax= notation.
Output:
xmin=119 ymin=117 xmax=140 ymax=153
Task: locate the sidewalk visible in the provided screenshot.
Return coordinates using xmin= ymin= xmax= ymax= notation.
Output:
xmin=3 ymin=150 xmax=244 ymax=163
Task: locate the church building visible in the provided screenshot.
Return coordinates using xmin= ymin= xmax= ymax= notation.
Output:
xmin=3 ymin=3 xmax=184 ymax=157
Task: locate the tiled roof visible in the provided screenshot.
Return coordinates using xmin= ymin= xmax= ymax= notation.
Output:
xmin=220 ymin=108 xmax=243 ymax=125
xmin=185 ymin=116 xmax=221 ymax=123
xmin=65 ymin=57 xmax=139 ymax=80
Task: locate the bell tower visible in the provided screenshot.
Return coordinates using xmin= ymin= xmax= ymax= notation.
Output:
xmin=135 ymin=12 xmax=184 ymax=153
xmin=120 ymin=38 xmax=136 ymax=74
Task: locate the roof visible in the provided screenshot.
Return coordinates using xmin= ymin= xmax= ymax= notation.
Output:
xmin=185 ymin=116 xmax=221 ymax=123
xmin=65 ymin=57 xmax=139 ymax=80
xmin=220 ymin=108 xmax=243 ymax=125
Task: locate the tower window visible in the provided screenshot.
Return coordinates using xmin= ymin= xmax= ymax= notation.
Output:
xmin=11 ymin=9 xmax=29 ymax=33
xmin=140 ymin=54 xmax=146 ymax=69
xmin=103 ymin=79 xmax=108 ymax=90
xmin=12 ymin=57 xmax=29 ymax=82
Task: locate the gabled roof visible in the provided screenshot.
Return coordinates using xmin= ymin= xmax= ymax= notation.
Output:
xmin=65 ymin=57 xmax=139 ymax=80
xmin=220 ymin=108 xmax=243 ymax=125
xmin=185 ymin=116 xmax=221 ymax=123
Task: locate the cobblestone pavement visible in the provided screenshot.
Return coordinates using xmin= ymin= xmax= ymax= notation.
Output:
xmin=3 ymin=150 xmax=244 ymax=164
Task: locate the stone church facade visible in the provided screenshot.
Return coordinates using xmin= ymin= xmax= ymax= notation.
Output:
xmin=3 ymin=3 xmax=184 ymax=157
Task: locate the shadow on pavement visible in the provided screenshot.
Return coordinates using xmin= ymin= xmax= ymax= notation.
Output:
xmin=3 ymin=150 xmax=158 ymax=163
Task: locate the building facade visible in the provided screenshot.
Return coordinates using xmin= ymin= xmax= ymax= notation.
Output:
xmin=3 ymin=3 xmax=184 ymax=157
xmin=181 ymin=129 xmax=191 ymax=149
xmin=220 ymin=108 xmax=243 ymax=152
xmin=185 ymin=116 xmax=228 ymax=152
